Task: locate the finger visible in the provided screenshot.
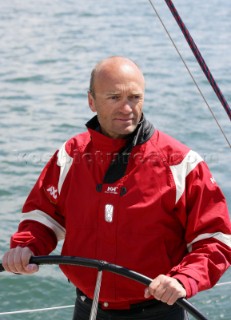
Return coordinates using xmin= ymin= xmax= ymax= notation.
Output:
xmin=21 ymin=247 xmax=33 ymax=268
xmin=2 ymin=251 xmax=11 ymax=272
xmin=166 ymin=282 xmax=186 ymax=305
xmin=158 ymin=287 xmax=178 ymax=305
xmin=21 ymin=248 xmax=38 ymax=274
xmin=151 ymin=283 xmax=167 ymax=301
xmin=144 ymin=274 xmax=162 ymax=299
xmin=148 ymin=276 xmax=161 ymax=292
xmin=14 ymin=247 xmax=38 ymax=274
xmin=25 ymin=263 xmax=39 ymax=273
xmin=165 ymin=292 xmax=180 ymax=305
xmin=6 ymin=249 xmax=20 ymax=273
xmin=12 ymin=247 xmax=26 ymax=273
xmin=158 ymin=289 xmax=172 ymax=304
xmin=144 ymin=287 xmax=151 ymax=298
xmin=147 ymin=274 xmax=163 ymax=297
xmin=2 ymin=248 xmax=23 ymax=273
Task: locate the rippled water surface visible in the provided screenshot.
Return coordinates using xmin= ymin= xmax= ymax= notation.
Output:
xmin=0 ymin=0 xmax=230 ymax=319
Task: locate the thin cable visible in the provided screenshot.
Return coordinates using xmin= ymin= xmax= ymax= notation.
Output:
xmin=0 ymin=282 xmax=230 ymax=316
xmin=215 ymin=281 xmax=231 ymax=287
xmin=0 ymin=305 xmax=74 ymax=316
xmin=149 ymin=0 xmax=231 ymax=148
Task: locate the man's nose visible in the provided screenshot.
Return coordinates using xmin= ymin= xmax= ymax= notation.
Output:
xmin=119 ymin=98 xmax=133 ymax=113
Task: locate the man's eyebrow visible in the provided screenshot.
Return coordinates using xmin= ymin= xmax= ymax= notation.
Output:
xmin=105 ymin=92 xmax=121 ymax=96
xmin=107 ymin=91 xmax=120 ymax=94
xmin=106 ymin=91 xmax=143 ymax=95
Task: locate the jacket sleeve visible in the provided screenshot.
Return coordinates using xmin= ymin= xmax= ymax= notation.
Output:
xmin=167 ymin=154 xmax=231 ymax=298
xmin=11 ymin=145 xmax=67 ymax=256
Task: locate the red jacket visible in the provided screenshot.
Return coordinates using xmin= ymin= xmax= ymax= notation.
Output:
xmin=11 ymin=123 xmax=231 ymax=307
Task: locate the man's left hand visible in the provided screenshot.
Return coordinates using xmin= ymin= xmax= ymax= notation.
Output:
xmin=144 ymin=274 xmax=186 ymax=305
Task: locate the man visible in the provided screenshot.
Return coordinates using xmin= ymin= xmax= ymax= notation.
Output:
xmin=2 ymin=56 xmax=231 ymax=320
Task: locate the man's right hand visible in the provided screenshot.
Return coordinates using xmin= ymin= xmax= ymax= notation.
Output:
xmin=2 ymin=246 xmax=39 ymax=274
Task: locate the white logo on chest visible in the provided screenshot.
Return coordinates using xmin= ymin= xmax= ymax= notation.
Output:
xmin=105 ymin=186 xmax=119 ymax=194
xmin=105 ymin=204 xmax=114 ymax=223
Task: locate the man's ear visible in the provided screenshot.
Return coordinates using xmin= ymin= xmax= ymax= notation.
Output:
xmin=88 ymin=91 xmax=97 ymax=112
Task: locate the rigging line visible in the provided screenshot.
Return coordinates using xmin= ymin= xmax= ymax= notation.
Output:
xmin=148 ymin=0 xmax=231 ymax=149
xmin=163 ymin=0 xmax=231 ymax=122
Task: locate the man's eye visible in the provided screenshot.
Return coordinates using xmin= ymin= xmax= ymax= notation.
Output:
xmin=111 ymin=95 xmax=119 ymax=100
xmin=130 ymin=95 xmax=142 ymax=100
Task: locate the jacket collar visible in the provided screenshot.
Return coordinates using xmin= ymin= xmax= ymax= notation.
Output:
xmin=86 ymin=114 xmax=154 ymax=183
xmin=86 ymin=114 xmax=154 ymax=146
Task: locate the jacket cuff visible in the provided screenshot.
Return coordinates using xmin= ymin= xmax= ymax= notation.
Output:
xmin=10 ymin=221 xmax=57 ymax=256
xmin=173 ymin=274 xmax=198 ymax=298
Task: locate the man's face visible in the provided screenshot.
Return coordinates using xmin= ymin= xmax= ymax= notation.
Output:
xmin=88 ymin=61 xmax=145 ymax=139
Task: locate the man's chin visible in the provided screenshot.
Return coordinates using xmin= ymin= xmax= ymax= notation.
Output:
xmin=117 ymin=126 xmax=137 ymax=139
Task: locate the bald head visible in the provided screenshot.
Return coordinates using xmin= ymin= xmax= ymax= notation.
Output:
xmin=87 ymin=56 xmax=145 ymax=139
xmin=89 ymin=56 xmax=145 ymax=97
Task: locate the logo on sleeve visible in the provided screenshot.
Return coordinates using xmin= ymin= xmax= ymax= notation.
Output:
xmin=210 ymin=177 xmax=216 ymax=184
xmin=46 ymin=185 xmax=58 ymax=200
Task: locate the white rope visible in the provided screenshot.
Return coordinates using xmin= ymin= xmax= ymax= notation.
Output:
xmin=215 ymin=281 xmax=231 ymax=287
xmin=0 ymin=281 xmax=230 ymax=316
xmin=0 ymin=305 xmax=74 ymax=316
